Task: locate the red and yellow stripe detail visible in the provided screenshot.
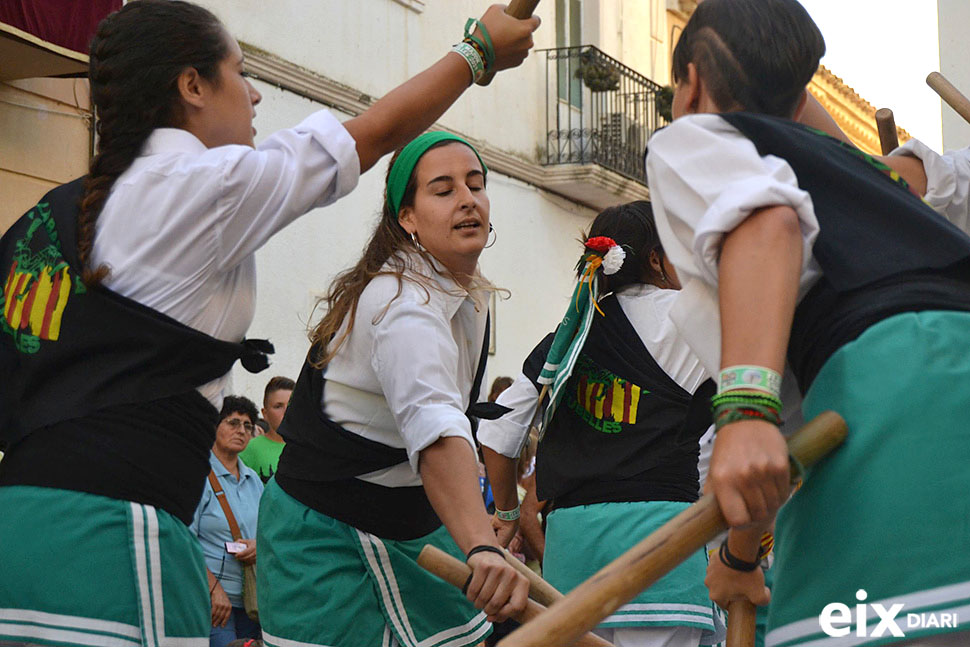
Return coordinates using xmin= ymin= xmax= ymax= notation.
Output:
xmin=3 ymin=261 xmax=71 ymax=341
xmin=577 ymin=375 xmax=642 ymax=424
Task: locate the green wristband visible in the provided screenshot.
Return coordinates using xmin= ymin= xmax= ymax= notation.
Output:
xmin=464 ymin=18 xmax=495 ymax=70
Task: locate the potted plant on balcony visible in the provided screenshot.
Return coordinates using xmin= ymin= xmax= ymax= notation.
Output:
xmin=575 ymin=50 xmax=620 ymax=92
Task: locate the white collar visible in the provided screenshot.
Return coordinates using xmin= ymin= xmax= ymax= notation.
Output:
xmin=140 ymin=128 xmax=209 ymax=157
xmin=395 ymin=251 xmax=489 ymax=319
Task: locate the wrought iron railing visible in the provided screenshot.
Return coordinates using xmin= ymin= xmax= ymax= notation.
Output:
xmin=540 ymin=45 xmax=670 ymax=184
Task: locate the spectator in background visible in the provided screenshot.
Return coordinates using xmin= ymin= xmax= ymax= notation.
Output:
xmin=488 ymin=376 xmax=513 ymax=403
xmin=239 ymin=377 xmax=294 ymax=483
xmin=191 ymin=396 xmax=264 ymax=647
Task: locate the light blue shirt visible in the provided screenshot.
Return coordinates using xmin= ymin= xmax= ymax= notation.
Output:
xmin=189 ymin=452 xmax=264 ymax=606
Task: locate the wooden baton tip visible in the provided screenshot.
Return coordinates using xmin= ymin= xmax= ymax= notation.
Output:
xmin=726 ymin=600 xmax=757 ymax=647
xmin=506 ymin=0 xmax=542 ymax=19
xmin=476 ymin=0 xmax=542 ymax=87
xmin=418 ymin=545 xmax=473 ymax=590
xmin=418 ymin=545 xmax=614 ymax=647
xmin=503 ymin=548 xmax=564 ymax=607
xmin=875 ymin=108 xmax=900 ymax=155
xmin=498 ymin=411 xmax=849 ymax=647
xmin=927 ymin=71 xmax=970 ymax=125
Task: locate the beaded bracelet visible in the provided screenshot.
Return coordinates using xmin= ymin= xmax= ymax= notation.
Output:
xmin=711 ymin=389 xmax=782 ymax=432
xmin=495 ymin=505 xmax=521 ymax=522
xmin=714 ymin=406 xmax=782 ymax=431
xmin=463 ymin=37 xmax=489 ymax=72
xmin=711 ymin=389 xmax=782 ymax=412
xmin=718 ymin=365 xmax=782 ymax=398
xmin=451 ymin=41 xmax=485 ymax=84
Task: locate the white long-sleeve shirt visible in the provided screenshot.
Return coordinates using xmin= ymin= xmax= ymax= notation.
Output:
xmin=91 ymin=110 xmax=360 ymax=405
xmin=645 ymin=114 xmax=820 ymax=380
xmin=477 ymin=283 xmax=711 ymax=459
xmin=890 ymin=138 xmax=970 ymax=231
xmin=322 ymin=253 xmax=490 ymax=487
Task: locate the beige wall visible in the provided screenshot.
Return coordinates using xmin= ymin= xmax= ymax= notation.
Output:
xmin=0 ymin=77 xmax=91 ymax=234
xmin=939 ymin=0 xmax=970 ymax=149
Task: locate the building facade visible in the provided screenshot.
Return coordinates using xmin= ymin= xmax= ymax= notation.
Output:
xmin=2 ymin=0 xmax=900 ymax=402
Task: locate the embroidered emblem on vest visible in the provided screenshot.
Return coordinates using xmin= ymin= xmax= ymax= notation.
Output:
xmin=567 ymin=355 xmax=646 ymax=433
xmin=1 ymin=201 xmax=83 ymax=353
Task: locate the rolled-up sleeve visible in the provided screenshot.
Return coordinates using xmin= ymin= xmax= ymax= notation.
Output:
xmin=371 ymin=297 xmax=477 ymax=473
xmin=646 ymin=115 xmax=819 ymax=288
xmin=215 ymin=110 xmax=361 ymax=270
xmin=477 ymin=373 xmax=539 ymax=459
xmin=891 ymin=138 xmax=970 ymax=232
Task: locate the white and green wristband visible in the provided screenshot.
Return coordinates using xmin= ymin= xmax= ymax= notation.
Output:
xmin=495 ymin=506 xmax=520 ymax=522
xmin=718 ymin=365 xmax=782 ymax=398
xmin=452 ymin=41 xmax=485 ymax=84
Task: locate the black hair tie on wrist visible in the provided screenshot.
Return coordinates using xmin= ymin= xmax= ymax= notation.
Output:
xmin=462 ymin=545 xmax=505 ymax=595
xmin=466 ymin=544 xmax=505 ymax=562
xmin=718 ymin=539 xmax=761 ymax=572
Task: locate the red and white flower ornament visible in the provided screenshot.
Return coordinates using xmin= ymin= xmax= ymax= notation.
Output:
xmin=584 ymin=236 xmax=626 ymax=275
xmin=576 ymin=236 xmax=626 ymax=316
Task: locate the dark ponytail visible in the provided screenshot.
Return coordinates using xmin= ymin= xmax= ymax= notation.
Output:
xmin=79 ymin=0 xmax=229 ymax=286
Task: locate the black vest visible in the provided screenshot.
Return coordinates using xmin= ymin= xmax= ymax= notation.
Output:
xmin=719 ymin=113 xmax=970 ymax=392
xmin=275 ymin=314 xmax=505 ymax=540
xmin=0 ymin=178 xmax=272 ymax=523
xmin=529 ymin=294 xmax=715 ymax=508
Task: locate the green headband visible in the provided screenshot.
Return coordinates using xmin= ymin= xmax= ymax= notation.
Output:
xmin=387 ymin=132 xmax=488 ymax=215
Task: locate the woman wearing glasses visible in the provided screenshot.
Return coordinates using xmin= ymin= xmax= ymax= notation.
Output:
xmin=190 ymin=396 xmax=264 ymax=647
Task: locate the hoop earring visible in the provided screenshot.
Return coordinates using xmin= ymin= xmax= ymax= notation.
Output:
xmin=410 ymin=231 xmax=419 ymax=246
xmin=485 ymin=223 xmax=497 ymax=249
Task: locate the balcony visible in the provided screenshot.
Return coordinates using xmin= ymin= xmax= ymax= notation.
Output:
xmin=539 ymin=45 xmax=670 ymax=208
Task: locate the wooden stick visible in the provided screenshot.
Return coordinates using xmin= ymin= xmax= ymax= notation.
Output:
xmin=726 ymin=599 xmax=757 ymax=647
xmin=875 ymin=108 xmax=900 ymax=155
xmin=417 ymin=545 xmax=613 ymax=647
xmin=927 ymin=71 xmax=970 ymax=125
xmin=503 ymin=548 xmax=563 ymax=607
xmin=498 ymin=411 xmax=848 ymax=647
xmin=477 ymin=0 xmax=542 ymax=87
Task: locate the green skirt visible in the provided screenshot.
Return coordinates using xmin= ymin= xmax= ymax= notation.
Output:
xmin=544 ymin=501 xmax=721 ymax=642
xmin=767 ymin=311 xmax=970 ymax=646
xmin=0 ymin=485 xmax=209 ymax=647
xmin=257 ymin=479 xmax=490 ymax=647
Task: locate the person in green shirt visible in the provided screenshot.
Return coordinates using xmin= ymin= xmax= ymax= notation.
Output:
xmin=239 ymin=376 xmax=293 ymax=483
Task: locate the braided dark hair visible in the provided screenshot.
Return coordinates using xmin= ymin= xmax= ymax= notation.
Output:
xmin=79 ymin=0 xmax=229 ymax=286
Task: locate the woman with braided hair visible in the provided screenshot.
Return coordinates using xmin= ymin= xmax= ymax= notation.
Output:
xmin=0 ymin=1 xmax=538 ymax=645
xmin=478 ymin=202 xmax=723 ymax=647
